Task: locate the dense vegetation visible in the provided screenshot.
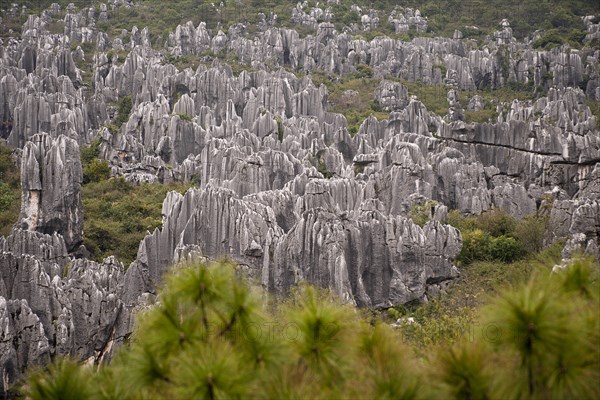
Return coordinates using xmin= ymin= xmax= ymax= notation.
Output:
xmin=0 ymin=145 xmax=20 ymax=237
xmin=23 ymin=256 xmax=599 ymax=399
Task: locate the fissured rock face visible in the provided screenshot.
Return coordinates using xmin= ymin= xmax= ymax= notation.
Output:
xmin=19 ymin=133 xmax=83 ymax=252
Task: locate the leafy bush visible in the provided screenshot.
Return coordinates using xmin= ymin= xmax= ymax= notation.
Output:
xmin=533 ymin=27 xmax=586 ymax=50
xmin=458 ymin=229 xmax=493 ymax=264
xmin=449 ymin=209 xmax=547 ymax=265
xmin=317 ymin=159 xmax=334 ymax=179
xmin=350 ymin=64 xmax=373 ymax=79
xmin=80 ymin=139 xmax=101 ymax=165
xmin=488 ymin=235 xmax=524 ymax=263
xmin=369 ymin=99 xmax=382 ymax=112
xmin=83 ymin=159 xmax=111 ymax=184
xmin=81 ymin=140 xmax=111 ymax=183
xmin=0 ymin=182 xmax=13 ymax=210
xmin=175 ymin=112 xmax=192 ymax=121
xmin=514 ymin=215 xmax=549 ymax=254
xmin=338 ymin=9 xmax=360 ymax=27
xmin=408 ymin=200 xmax=439 ymax=227
xmin=275 ymin=115 xmax=284 ymax=142
xmin=472 ymin=208 xmax=516 ymax=237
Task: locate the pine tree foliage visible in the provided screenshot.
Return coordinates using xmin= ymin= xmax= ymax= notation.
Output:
xmin=22 ymin=258 xmax=600 ymax=399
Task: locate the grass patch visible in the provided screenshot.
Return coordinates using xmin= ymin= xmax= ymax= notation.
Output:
xmin=0 ymin=145 xmax=20 ymax=236
xmin=587 ymin=99 xmax=600 ymax=128
xmin=401 ymin=81 xmax=450 ymax=116
xmin=390 ymin=241 xmax=564 ymax=349
xmin=464 ymin=109 xmax=497 ymax=123
xmin=317 ymin=74 xmax=389 ymax=134
xmin=82 ymin=178 xmax=192 ymax=266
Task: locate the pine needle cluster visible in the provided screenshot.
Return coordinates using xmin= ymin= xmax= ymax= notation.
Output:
xmin=22 ymin=257 xmax=600 ymax=400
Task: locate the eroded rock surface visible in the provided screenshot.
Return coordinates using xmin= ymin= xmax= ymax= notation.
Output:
xmin=18 ymin=133 xmax=83 ymax=251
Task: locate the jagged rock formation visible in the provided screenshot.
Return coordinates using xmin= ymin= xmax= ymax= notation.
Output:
xmin=161 ymin=20 xmax=596 ymax=92
xmin=0 ymin=297 xmax=50 ymax=386
xmin=0 ymin=228 xmax=126 ymax=389
xmin=124 ymin=184 xmax=460 ymax=309
xmin=18 ymin=133 xmax=83 ymax=251
xmin=0 ymin=1 xmax=599 ymax=393
xmin=389 ymin=7 xmax=428 ymax=33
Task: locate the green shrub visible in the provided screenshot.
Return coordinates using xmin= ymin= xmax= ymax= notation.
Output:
xmin=338 ymin=10 xmax=360 ymax=27
xmin=473 ymin=208 xmax=516 ymax=237
xmin=175 ymin=112 xmax=192 ymax=121
xmin=83 ymin=159 xmax=111 ymax=184
xmin=488 ymin=235 xmax=524 ymax=263
xmin=496 ymin=45 xmax=511 ymax=81
xmin=81 ymin=140 xmax=110 ymax=184
xmin=80 ymin=139 xmax=101 ymax=165
xmin=514 ymin=215 xmax=548 ymax=254
xmin=447 ymin=209 xmax=476 ymax=232
xmin=104 ymin=124 xmax=119 ymax=135
xmin=457 ymin=229 xmax=492 ymax=265
xmin=275 ymin=115 xmax=284 ymax=142
xmin=451 ymin=209 xmax=543 ymax=265
xmin=0 ymin=182 xmax=13 ymax=210
xmin=550 ymin=8 xmax=581 ymax=29
xmin=532 ymin=28 xmax=586 ymax=50
xmin=317 ymin=159 xmax=334 ymax=179
xmin=351 ymin=64 xmax=373 ymax=79
xmin=115 ymin=96 xmax=132 ymax=127
xmin=369 ymin=99 xmax=382 ymax=112
xmin=409 ymin=200 xmax=439 ymax=227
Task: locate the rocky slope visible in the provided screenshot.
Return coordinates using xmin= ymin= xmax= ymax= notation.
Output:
xmin=0 ymin=1 xmax=599 ymax=391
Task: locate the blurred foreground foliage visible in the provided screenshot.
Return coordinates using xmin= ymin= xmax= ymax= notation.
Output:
xmin=23 ymin=256 xmax=600 ymax=400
